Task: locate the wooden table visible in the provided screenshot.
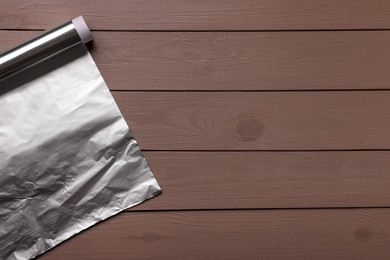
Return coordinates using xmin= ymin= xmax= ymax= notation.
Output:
xmin=2 ymin=1 xmax=390 ymax=259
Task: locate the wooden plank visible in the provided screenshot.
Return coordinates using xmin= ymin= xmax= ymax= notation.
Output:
xmin=113 ymin=91 xmax=390 ymax=150
xmin=3 ymin=30 xmax=390 ymax=90
xmin=133 ymin=151 xmax=390 ymax=210
xmin=40 ymin=209 xmax=390 ymax=259
xmin=3 ymin=0 xmax=390 ymax=30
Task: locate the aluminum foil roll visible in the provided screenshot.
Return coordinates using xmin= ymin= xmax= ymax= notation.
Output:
xmin=0 ymin=17 xmax=161 ymax=259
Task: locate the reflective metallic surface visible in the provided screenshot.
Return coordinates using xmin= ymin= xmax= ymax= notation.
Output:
xmin=0 ymin=18 xmax=161 ymax=260
xmin=0 ymin=21 xmax=80 ymax=80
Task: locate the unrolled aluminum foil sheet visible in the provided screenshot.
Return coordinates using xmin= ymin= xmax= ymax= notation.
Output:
xmin=0 ymin=17 xmax=161 ymax=259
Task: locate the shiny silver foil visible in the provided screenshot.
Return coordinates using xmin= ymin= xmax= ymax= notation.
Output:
xmin=0 ymin=17 xmax=161 ymax=259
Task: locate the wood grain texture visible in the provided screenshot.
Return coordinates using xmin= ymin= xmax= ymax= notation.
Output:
xmin=3 ymin=30 xmax=390 ymax=90
xmin=113 ymin=91 xmax=390 ymax=150
xmin=39 ymin=209 xmax=390 ymax=260
xmin=133 ymin=151 xmax=390 ymax=210
xmin=3 ymin=0 xmax=390 ymax=30
xmin=4 ymin=3 xmax=390 ymax=259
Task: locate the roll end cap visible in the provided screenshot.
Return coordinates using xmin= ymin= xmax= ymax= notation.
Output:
xmin=72 ymin=16 xmax=93 ymax=44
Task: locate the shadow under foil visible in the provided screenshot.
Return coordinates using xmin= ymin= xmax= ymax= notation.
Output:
xmin=0 ymin=43 xmax=87 ymax=96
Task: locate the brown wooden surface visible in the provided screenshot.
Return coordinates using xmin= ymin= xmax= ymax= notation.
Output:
xmin=114 ymin=91 xmax=390 ymax=150
xmin=40 ymin=209 xmax=390 ymax=260
xmin=3 ymin=0 xmax=390 ymax=30
xmin=3 ymin=31 xmax=390 ymax=90
xmin=2 ymin=1 xmax=390 ymax=259
xmin=134 ymin=151 xmax=390 ymax=210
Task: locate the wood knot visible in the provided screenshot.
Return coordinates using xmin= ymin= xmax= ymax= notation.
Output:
xmin=234 ymin=117 xmax=264 ymax=141
xmin=354 ymin=226 xmax=371 ymax=242
xmin=134 ymin=231 xmax=162 ymax=243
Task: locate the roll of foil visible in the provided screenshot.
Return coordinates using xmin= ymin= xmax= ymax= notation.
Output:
xmin=0 ymin=17 xmax=161 ymax=259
